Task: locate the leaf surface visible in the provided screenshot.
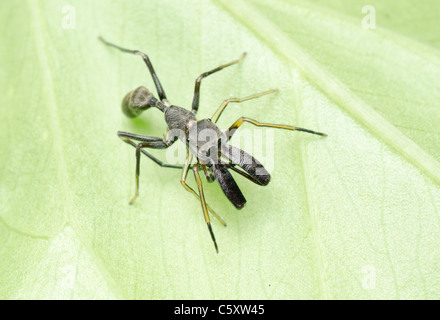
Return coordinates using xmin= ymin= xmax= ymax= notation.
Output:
xmin=0 ymin=0 xmax=439 ymax=299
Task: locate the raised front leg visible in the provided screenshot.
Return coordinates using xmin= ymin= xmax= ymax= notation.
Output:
xmin=99 ymin=37 xmax=168 ymax=102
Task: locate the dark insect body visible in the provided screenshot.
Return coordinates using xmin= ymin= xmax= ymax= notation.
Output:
xmin=99 ymin=37 xmax=326 ymax=253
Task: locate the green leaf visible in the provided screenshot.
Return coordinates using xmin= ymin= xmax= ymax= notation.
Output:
xmin=1 ymin=0 xmax=439 ymax=299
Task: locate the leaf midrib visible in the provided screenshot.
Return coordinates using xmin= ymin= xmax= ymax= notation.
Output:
xmin=216 ymin=0 xmax=440 ymax=186
xmin=216 ymin=0 xmax=440 ymax=299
